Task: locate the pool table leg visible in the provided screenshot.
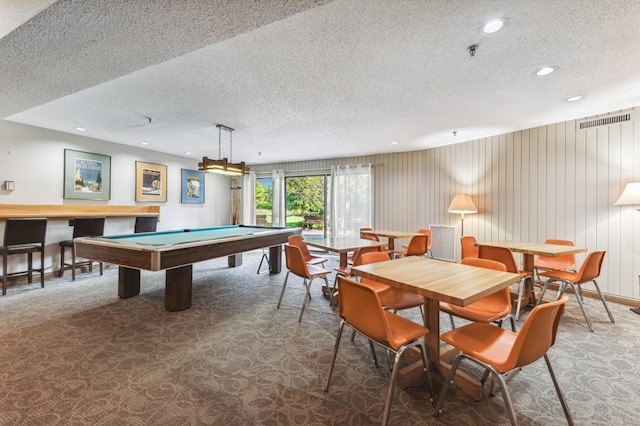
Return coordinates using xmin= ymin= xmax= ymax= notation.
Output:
xmin=165 ymin=265 xmax=192 ymax=311
xmin=118 ymin=267 xmax=141 ymax=298
xmin=268 ymin=245 xmax=282 ymax=274
xmin=228 ymin=254 xmax=243 ymax=267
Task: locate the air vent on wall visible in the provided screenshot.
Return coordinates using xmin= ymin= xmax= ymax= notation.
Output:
xmin=577 ymin=110 xmax=633 ymax=131
xmin=429 ymin=225 xmax=456 ymax=262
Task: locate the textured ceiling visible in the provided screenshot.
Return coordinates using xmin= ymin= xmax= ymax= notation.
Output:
xmin=2 ymin=0 xmax=640 ymax=166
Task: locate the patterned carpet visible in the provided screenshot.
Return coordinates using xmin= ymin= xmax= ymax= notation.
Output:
xmin=1 ymin=250 xmax=639 ymax=425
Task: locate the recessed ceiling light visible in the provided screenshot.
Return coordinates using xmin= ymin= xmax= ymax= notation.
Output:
xmin=391 ymin=141 xmax=399 ymax=145
xmin=140 ymin=141 xmax=149 ymax=146
xmin=74 ymin=126 xmax=87 ymax=131
xmin=536 ymin=66 xmax=556 ymax=76
xmin=566 ymin=95 xmax=584 ymax=102
xmin=185 ymin=151 xmax=192 ymax=155
xmin=482 ymin=19 xmax=504 ymax=34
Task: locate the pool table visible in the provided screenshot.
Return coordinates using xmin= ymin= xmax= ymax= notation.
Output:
xmin=75 ymin=225 xmax=300 ymax=311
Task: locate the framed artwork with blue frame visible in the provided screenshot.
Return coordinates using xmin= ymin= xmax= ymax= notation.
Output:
xmin=181 ymin=169 xmax=205 ymax=204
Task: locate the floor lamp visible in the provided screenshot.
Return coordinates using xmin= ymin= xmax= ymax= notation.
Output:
xmin=448 ymin=194 xmax=477 ymax=236
xmin=614 ymin=182 xmax=640 ymax=315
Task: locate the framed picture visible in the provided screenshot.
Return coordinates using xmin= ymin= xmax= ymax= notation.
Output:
xmin=64 ymin=149 xmax=111 ymax=200
xmin=181 ymin=169 xmax=205 ymax=204
xmin=135 ymin=161 xmax=167 ymax=202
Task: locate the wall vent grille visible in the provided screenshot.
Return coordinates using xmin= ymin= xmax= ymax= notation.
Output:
xmin=577 ymin=110 xmax=633 ymax=130
xmin=430 ymin=225 xmax=456 ymax=262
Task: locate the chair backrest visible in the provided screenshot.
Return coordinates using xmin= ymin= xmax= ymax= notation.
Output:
xmin=337 ymin=276 xmax=398 ymax=348
xmin=406 ymin=234 xmax=428 ymax=256
xmin=538 ymin=239 xmax=576 ymax=270
xmin=461 ymin=257 xmax=507 ymax=272
xmin=4 ymin=218 xmax=47 ymax=246
xmin=359 ymin=227 xmax=373 ymax=237
xmin=358 ymin=251 xmax=392 ymax=266
xmin=507 ymin=297 xmax=568 ymax=369
xmin=284 ymin=244 xmax=311 ymax=279
xmin=461 ymin=258 xmax=511 ymax=308
xmin=357 ymin=251 xmax=392 ymax=290
xmin=361 ymin=233 xmax=380 ymax=242
xmin=460 ymin=236 xmax=479 ymax=259
xmin=72 ymin=217 xmax=106 ymax=238
xmin=351 ymin=245 xmax=382 ymax=266
xmin=575 ymin=251 xmax=606 ymax=284
xmin=288 ymin=235 xmax=314 ymax=262
xmin=134 ymin=215 xmax=158 ymax=233
xmin=418 ymin=229 xmax=433 ymax=249
xmin=478 ymin=245 xmax=519 ymax=273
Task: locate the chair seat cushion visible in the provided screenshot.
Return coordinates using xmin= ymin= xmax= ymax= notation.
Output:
xmin=538 ymin=269 xmax=578 ymax=282
xmin=0 ymin=244 xmax=43 ymax=255
xmin=59 ymin=239 xmax=74 ymax=247
xmin=307 ymin=264 xmax=331 ymax=277
xmin=440 ymin=300 xmax=511 ymax=323
xmin=440 ymin=322 xmax=517 ymax=372
xmin=380 ymin=288 xmax=424 ymax=311
xmin=306 ymin=256 xmax=328 ymax=266
xmin=383 ymin=310 xmax=428 ymax=350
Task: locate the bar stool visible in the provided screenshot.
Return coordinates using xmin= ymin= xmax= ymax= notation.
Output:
xmin=0 ymin=218 xmax=48 ymax=295
xmin=134 ymin=215 xmax=158 ymax=233
xmin=59 ymin=217 xmax=106 ymax=280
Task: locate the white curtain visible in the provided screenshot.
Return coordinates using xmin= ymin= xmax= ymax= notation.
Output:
xmin=272 ymin=169 xmax=286 ymax=227
xmin=329 ymin=164 xmax=372 ymax=237
xmin=241 ymin=171 xmax=256 ymax=225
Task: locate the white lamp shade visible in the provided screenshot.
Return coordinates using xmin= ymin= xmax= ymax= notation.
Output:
xmin=614 ymin=182 xmax=640 ymax=205
xmin=448 ymin=194 xmax=477 ymax=213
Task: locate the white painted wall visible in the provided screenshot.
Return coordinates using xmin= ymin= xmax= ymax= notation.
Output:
xmin=0 ymin=120 xmax=231 ymax=276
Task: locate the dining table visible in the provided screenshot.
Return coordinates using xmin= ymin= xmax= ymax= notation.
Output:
xmin=351 ymin=256 xmax=521 ymax=400
xmin=475 ymin=240 xmax=587 ymax=305
xmin=360 ymin=229 xmax=422 ymax=251
xmin=304 ymin=236 xmax=386 ymax=268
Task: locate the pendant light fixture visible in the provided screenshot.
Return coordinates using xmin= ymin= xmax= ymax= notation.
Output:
xmin=198 ymin=124 xmax=248 ymax=176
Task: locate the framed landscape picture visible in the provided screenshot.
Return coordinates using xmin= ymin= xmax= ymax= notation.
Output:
xmin=181 ymin=169 xmax=205 ymax=204
xmin=136 ymin=161 xmax=167 ymax=202
xmin=63 ymin=149 xmax=111 ymax=200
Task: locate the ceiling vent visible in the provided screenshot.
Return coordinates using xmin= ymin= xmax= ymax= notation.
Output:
xmin=577 ymin=110 xmax=633 ymax=131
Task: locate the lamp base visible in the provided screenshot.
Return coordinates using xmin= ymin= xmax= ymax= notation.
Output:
xmin=630 ymin=307 xmax=640 ymax=315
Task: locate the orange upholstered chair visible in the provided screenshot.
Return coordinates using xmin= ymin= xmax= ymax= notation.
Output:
xmin=358 ymin=252 xmax=425 ymax=318
xmin=402 ymin=229 xmax=433 ymax=258
xmin=537 ymin=251 xmax=614 ymax=332
xmin=440 ymin=258 xmax=515 ymax=331
xmin=534 ymin=239 xmax=576 ymax=282
xmin=460 ymin=235 xmax=479 ymax=260
xmin=391 ymin=234 xmax=428 ymax=258
xmin=331 ymin=244 xmax=382 ymax=306
xmin=325 ymin=276 xmax=435 ymax=426
xmin=434 ymin=297 xmax=573 ymax=425
xmin=479 ymin=245 xmax=534 ymax=321
xmin=277 ymin=244 xmax=331 ymax=322
xmin=288 ymin=235 xmax=329 ymax=267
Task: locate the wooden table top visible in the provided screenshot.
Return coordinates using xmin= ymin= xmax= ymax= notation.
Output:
xmin=304 ymin=237 xmax=385 ymax=253
xmin=351 ymin=256 xmax=521 ymax=306
xmin=362 ymin=230 xmax=422 ymax=239
xmin=476 ymin=241 xmax=587 ymax=257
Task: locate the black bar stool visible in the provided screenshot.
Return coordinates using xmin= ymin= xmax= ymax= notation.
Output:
xmin=59 ymin=217 xmax=106 ymax=281
xmin=0 ymin=218 xmax=48 ymax=295
xmin=134 ymin=215 xmax=158 ymax=233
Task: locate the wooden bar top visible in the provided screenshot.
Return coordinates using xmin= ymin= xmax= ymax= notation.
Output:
xmin=0 ymin=204 xmax=160 ymax=219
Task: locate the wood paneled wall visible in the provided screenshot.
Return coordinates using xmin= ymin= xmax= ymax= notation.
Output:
xmin=251 ymin=107 xmax=640 ymax=300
